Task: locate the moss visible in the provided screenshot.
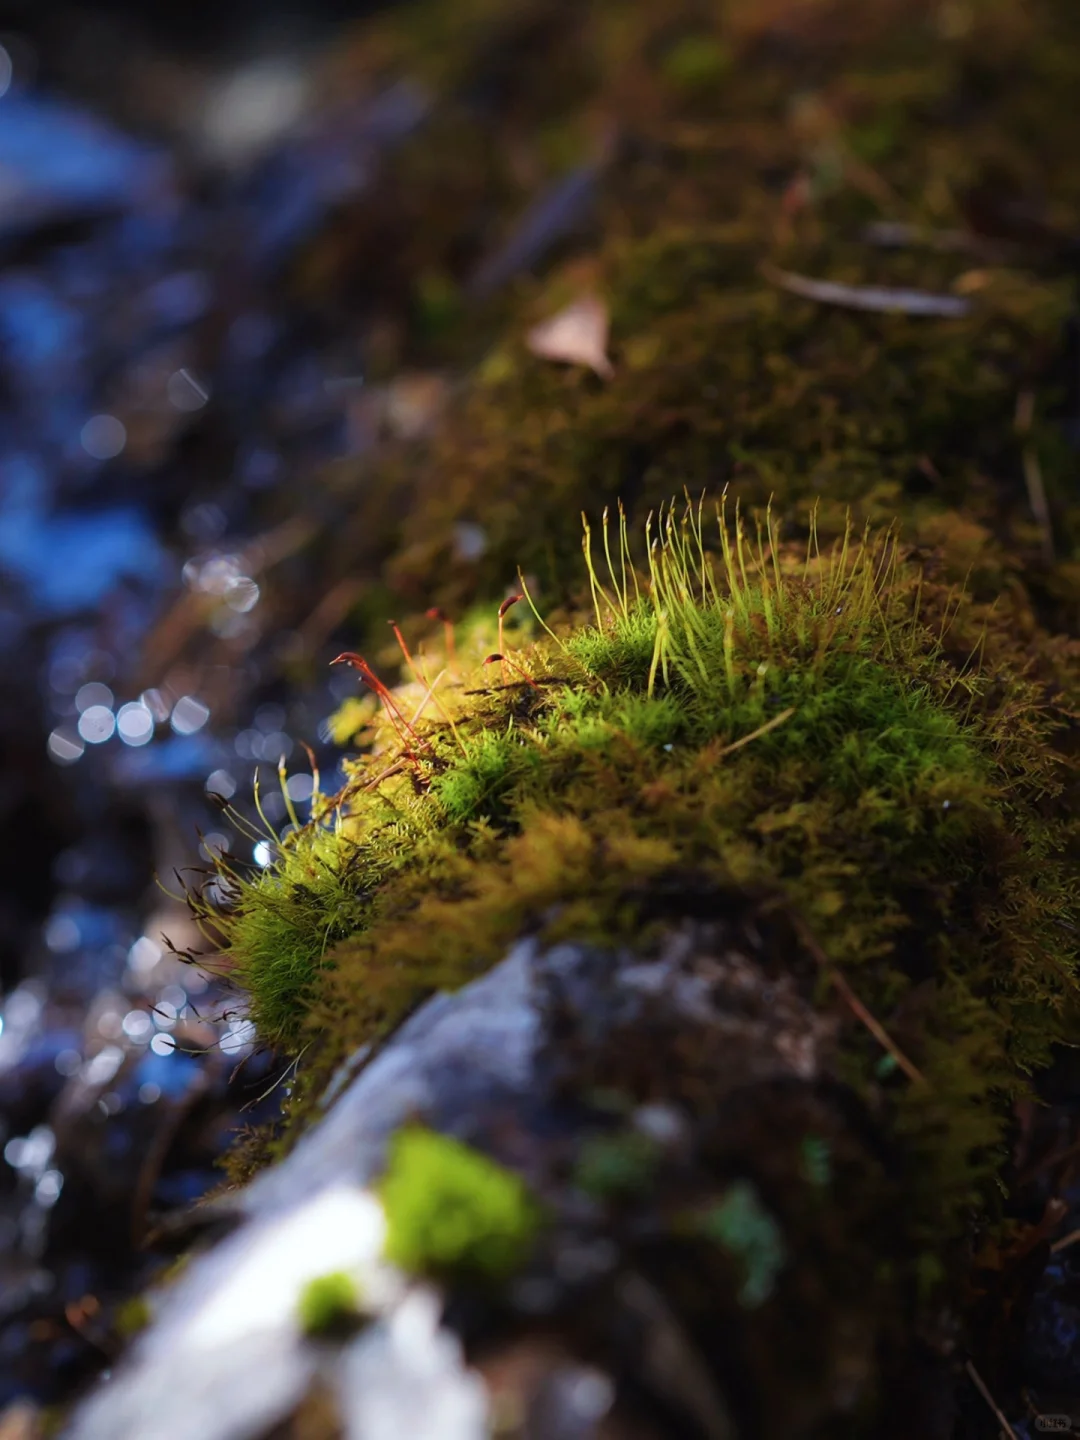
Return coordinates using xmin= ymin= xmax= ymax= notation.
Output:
xmin=297 ymin=1271 xmax=363 ymax=1336
xmin=392 ymin=236 xmax=1072 ymax=614
xmin=113 ymin=1296 xmax=152 ymax=1339
xmin=187 ymin=818 xmax=374 ymax=1047
xmin=574 ymin=1130 xmax=661 ymax=1201
xmin=196 ymin=500 xmax=1075 ymax=1253
xmin=695 ymin=1181 xmax=788 ymax=1309
xmin=659 ymin=34 xmax=732 ymax=95
xmin=170 ymin=0 xmax=1080 ymax=1424
xmin=378 ymin=1125 xmax=541 ymax=1279
xmin=800 ymin=1136 xmax=832 ymax=1190
xmin=307 ymin=0 xmax=1074 ymax=642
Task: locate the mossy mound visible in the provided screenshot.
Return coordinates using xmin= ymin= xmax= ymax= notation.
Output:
xmin=196 ymin=502 xmax=1077 ymax=1249
xmin=305 ymin=0 xmax=1080 ymax=632
xmin=389 ymin=233 xmax=1073 ymax=613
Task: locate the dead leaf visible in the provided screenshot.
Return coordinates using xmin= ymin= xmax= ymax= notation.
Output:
xmin=0 ymin=1401 xmax=42 ymax=1440
xmin=761 ymin=261 xmax=971 ymax=317
xmin=526 ymin=294 xmax=614 ymax=378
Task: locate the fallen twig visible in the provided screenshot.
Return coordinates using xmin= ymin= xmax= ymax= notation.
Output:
xmin=716 ymin=707 xmax=795 ymax=757
xmin=761 ymin=261 xmax=971 ymax=318
xmin=964 ymin=1359 xmax=1018 ymax=1439
xmin=793 ymin=916 xmax=929 ymax=1088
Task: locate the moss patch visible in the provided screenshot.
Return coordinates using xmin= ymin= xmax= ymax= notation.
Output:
xmin=695 ymin=1181 xmax=788 ymax=1309
xmin=297 ymin=1271 xmax=363 ymax=1336
xmin=196 ymin=501 xmax=1076 ymax=1248
xmin=378 ymin=1125 xmax=541 ymax=1279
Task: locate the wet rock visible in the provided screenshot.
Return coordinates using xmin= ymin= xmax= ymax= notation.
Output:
xmin=1025 ymin=1255 xmax=1080 ymax=1391
xmin=62 ymin=916 xmax=889 ymax=1439
xmin=337 ymin=1288 xmax=488 ymax=1440
xmin=0 ymin=95 xmax=167 ymax=241
xmin=237 ymin=938 xmax=542 ymax=1219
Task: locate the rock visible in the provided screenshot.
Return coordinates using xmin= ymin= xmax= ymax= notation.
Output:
xmin=62 ymin=915 xmax=879 ymax=1439
xmin=337 ymin=1288 xmax=488 ymax=1440
xmin=237 ymin=938 xmax=542 ymax=1219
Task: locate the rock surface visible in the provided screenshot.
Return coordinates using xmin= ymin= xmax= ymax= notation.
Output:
xmin=63 ymin=912 xmax=913 ymax=1439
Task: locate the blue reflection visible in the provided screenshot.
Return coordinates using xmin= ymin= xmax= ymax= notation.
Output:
xmin=0 ymin=500 xmax=164 ymax=614
xmin=0 ymin=94 xmax=163 ymax=238
xmin=133 ymin=1048 xmax=201 ymax=1101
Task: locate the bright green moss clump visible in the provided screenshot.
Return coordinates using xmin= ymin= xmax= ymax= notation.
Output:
xmin=297 ymin=1271 xmax=362 ymax=1335
xmin=189 ymin=819 xmax=372 ymax=1046
xmin=379 ymin=1126 xmax=541 ymax=1279
xmin=697 ymin=1182 xmax=787 ymax=1310
xmin=199 ymin=499 xmax=1076 ymax=1241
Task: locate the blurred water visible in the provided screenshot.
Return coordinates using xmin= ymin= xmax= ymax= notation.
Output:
xmin=0 ymin=18 xmax=428 ymax=1407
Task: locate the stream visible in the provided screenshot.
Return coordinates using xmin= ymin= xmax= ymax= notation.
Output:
xmin=0 ymin=2 xmax=416 ymax=1406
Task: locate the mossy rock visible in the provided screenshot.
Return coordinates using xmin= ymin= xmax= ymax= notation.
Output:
xmin=199 ymin=504 xmax=1077 ymax=1242
xmin=177 ymin=0 xmax=1080 ymax=1427
xmin=309 ymin=0 xmax=1080 ymax=639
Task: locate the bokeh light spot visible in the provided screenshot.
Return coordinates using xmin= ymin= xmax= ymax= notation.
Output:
xmin=122 ymin=1010 xmax=153 ymax=1043
xmin=44 ymin=915 xmax=79 ymax=952
xmin=47 ymin=727 xmax=84 ymax=765
xmin=171 ymin=695 xmax=210 ymax=735
xmin=286 ymin=772 xmax=314 ymax=803
xmin=75 ymin=681 xmax=113 ymax=713
xmin=206 ymin=768 xmax=237 ymax=800
xmin=225 ymin=576 xmax=260 ymax=612
xmin=116 ymin=701 xmax=154 ymax=746
xmin=80 ymin=414 xmax=127 ymax=461
xmin=167 ymin=367 xmax=210 ymax=411
xmin=78 ymin=705 xmax=115 ymax=744
xmin=127 ymin=936 xmax=162 ymax=976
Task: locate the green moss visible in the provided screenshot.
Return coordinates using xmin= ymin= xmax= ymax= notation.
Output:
xmin=176 ymin=0 xmax=1080 ymax=1420
xmin=574 ymin=1130 xmax=660 ymax=1200
xmin=198 ymin=500 xmax=1075 ymax=1251
xmin=297 ymin=1271 xmax=362 ymax=1335
xmin=413 ymin=269 xmax=464 ymax=340
xmin=431 ymin=728 xmax=525 ymax=824
xmin=113 ymin=1296 xmax=152 ymax=1339
xmin=697 ymin=1181 xmax=787 ymax=1309
xmin=800 ymin=1137 xmax=832 ymax=1190
xmin=379 ymin=1126 xmax=541 ymax=1279
xmin=660 ymin=35 xmax=732 ymax=94
xmin=187 ymin=819 xmax=374 ymax=1047
xmin=371 ymin=0 xmax=1080 ymax=621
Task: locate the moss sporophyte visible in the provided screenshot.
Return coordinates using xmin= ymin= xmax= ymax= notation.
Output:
xmin=188 ymin=496 xmax=1077 ymax=1239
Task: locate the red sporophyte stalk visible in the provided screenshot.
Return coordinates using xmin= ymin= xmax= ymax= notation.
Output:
xmin=388 ymin=620 xmax=422 ymax=684
xmin=391 ymin=620 xmax=468 ymax=755
xmin=425 ymin=607 xmax=457 ymax=673
xmin=483 ymin=653 xmax=539 ymax=690
xmin=497 ymin=593 xmax=523 ymax=681
xmin=330 ymin=652 xmax=432 ymax=756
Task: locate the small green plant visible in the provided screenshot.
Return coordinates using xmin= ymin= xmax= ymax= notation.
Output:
xmin=800 ymin=1136 xmax=832 ymax=1190
xmin=698 ymin=1181 xmax=787 ymax=1309
xmin=297 ymin=1270 xmax=362 ymax=1335
xmin=574 ymin=1130 xmax=661 ymax=1200
xmin=113 ymin=1296 xmax=152 ymax=1339
xmin=379 ymin=1126 xmax=541 ymax=1279
xmin=660 ymin=34 xmax=732 ymax=93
